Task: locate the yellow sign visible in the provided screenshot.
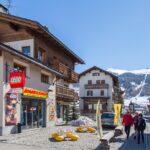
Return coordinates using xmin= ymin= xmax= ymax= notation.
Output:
xmin=23 ymin=87 xmax=48 ymax=99
xmin=114 ymin=104 xmax=122 ymax=125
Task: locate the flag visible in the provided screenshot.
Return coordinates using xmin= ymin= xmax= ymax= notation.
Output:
xmin=114 ymin=104 xmax=122 ymax=125
xmin=96 ymin=101 xmax=103 ymax=139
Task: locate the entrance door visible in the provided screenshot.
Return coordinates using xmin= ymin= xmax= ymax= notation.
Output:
xmin=21 ymin=99 xmax=46 ymax=129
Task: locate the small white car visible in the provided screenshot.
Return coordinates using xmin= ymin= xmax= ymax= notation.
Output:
xmin=101 ymin=112 xmax=117 ymax=127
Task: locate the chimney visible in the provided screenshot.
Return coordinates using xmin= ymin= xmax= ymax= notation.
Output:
xmin=0 ymin=4 xmax=8 ymax=14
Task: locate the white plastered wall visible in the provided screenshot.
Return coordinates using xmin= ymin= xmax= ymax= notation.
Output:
xmin=79 ymin=69 xmax=114 ymax=111
xmin=1 ymin=51 xmax=57 ymax=135
xmin=4 ymin=39 xmax=34 ymax=57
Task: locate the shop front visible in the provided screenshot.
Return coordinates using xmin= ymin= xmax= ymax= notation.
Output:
xmin=21 ymin=87 xmax=48 ymax=129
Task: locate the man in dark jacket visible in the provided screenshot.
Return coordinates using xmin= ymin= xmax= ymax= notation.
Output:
xmin=137 ymin=113 xmax=146 ymax=144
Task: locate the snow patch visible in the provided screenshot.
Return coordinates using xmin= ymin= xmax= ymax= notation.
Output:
xmin=130 ymin=82 xmax=137 ymax=86
xmin=124 ymin=96 xmax=150 ymax=106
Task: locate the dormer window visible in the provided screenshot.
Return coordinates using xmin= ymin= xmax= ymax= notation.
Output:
xmin=22 ymin=46 xmax=31 ymax=56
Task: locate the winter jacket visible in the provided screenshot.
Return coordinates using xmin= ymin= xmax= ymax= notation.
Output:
xmin=137 ymin=118 xmax=146 ymax=131
xmin=123 ymin=114 xmax=133 ymax=126
xmin=133 ymin=115 xmax=138 ymax=128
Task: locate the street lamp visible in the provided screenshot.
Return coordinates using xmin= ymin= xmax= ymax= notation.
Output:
xmin=129 ymin=101 xmax=134 ymax=113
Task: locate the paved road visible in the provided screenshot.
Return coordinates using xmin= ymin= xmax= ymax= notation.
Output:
xmin=0 ymin=123 xmax=149 ymax=150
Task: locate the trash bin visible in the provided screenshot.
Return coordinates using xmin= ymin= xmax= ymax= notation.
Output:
xmin=17 ymin=123 xmax=22 ymax=133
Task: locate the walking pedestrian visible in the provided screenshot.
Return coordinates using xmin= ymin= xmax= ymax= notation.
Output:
xmin=122 ymin=111 xmax=133 ymax=139
xmin=137 ymin=113 xmax=146 ymax=144
xmin=133 ymin=112 xmax=139 ymax=139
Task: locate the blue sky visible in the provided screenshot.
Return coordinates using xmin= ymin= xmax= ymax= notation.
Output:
xmin=1 ymin=0 xmax=150 ymax=72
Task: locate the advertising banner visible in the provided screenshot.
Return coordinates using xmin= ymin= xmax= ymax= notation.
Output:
xmin=23 ymin=88 xmax=48 ymax=99
xmin=5 ymin=93 xmax=17 ymax=126
xmin=114 ymin=104 xmax=122 ymax=125
xmin=96 ymin=101 xmax=103 ymax=139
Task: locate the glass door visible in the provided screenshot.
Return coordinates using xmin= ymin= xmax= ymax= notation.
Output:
xmin=21 ymin=99 xmax=46 ymax=129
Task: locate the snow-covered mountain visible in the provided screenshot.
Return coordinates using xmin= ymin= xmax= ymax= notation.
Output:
xmin=108 ymin=68 xmax=150 ymax=75
xmin=108 ymin=68 xmax=150 ymax=99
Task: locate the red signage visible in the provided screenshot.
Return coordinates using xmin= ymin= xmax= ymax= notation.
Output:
xmin=9 ymin=72 xmax=25 ymax=88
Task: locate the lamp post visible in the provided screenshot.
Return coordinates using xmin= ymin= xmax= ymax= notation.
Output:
xmin=129 ymin=101 xmax=134 ymax=113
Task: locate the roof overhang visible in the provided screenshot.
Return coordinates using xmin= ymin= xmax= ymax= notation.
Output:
xmin=0 ymin=43 xmax=63 ymax=77
xmin=0 ymin=12 xmax=85 ymax=64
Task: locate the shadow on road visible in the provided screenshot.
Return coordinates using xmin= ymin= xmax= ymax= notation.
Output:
xmin=118 ymin=133 xmax=150 ymax=150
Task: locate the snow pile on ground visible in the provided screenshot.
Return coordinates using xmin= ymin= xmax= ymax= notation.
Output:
xmin=124 ymin=96 xmax=149 ymax=106
xmin=69 ymin=116 xmax=96 ymax=127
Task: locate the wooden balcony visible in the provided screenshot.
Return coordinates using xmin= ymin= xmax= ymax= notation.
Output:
xmin=52 ymin=61 xmax=79 ymax=82
xmin=84 ymin=84 xmax=109 ymax=89
xmin=53 ymin=62 xmax=70 ymax=77
xmin=69 ymin=70 xmax=79 ymax=83
xmin=56 ymin=85 xmax=79 ymax=101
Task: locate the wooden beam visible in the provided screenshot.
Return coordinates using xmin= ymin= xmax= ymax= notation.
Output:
xmin=9 ymin=22 xmax=20 ymax=31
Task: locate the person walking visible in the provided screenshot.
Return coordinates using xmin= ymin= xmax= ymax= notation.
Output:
xmin=137 ymin=113 xmax=146 ymax=144
xmin=123 ymin=111 xmax=133 ymax=139
xmin=133 ymin=112 xmax=139 ymax=139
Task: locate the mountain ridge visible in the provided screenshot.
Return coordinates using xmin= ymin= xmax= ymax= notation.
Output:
xmin=107 ymin=68 xmax=150 ymax=75
xmin=107 ymin=68 xmax=150 ymax=99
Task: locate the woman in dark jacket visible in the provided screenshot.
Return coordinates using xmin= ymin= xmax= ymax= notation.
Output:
xmin=133 ymin=112 xmax=139 ymax=139
xmin=137 ymin=114 xmax=146 ymax=144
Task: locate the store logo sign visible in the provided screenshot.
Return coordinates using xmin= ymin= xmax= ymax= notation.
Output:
xmin=23 ymin=87 xmax=48 ymax=99
xmin=9 ymin=72 xmax=25 ymax=88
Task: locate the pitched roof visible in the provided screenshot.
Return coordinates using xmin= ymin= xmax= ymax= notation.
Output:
xmin=79 ymin=66 xmax=118 ymax=81
xmin=0 ymin=42 xmax=63 ymax=77
xmin=0 ymin=12 xmax=85 ymax=64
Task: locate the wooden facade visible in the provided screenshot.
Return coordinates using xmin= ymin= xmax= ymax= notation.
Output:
xmin=56 ymin=85 xmax=79 ymax=102
xmin=0 ymin=12 xmax=84 ymax=106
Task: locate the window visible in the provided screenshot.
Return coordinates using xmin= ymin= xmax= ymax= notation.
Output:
xmin=38 ymin=48 xmax=45 ymax=62
xmin=22 ymin=46 xmax=31 ymax=56
xmin=101 ymin=90 xmax=105 ymax=96
xmin=88 ymin=80 xmax=92 ymax=85
xmin=96 ymin=80 xmax=101 ymax=85
xmin=88 ymin=104 xmax=92 ymax=110
xmin=101 ymin=113 xmax=114 ymax=119
xmin=101 ymin=80 xmax=105 ymax=85
xmin=87 ymin=90 xmax=93 ymax=96
xmin=92 ymin=73 xmax=100 ymax=76
xmin=94 ymin=104 xmax=97 ymax=110
xmin=14 ymin=63 xmax=26 ymax=75
xmin=41 ymin=73 xmax=49 ymax=84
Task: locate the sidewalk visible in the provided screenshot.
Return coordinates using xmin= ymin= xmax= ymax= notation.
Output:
xmin=111 ymin=122 xmax=150 ymax=150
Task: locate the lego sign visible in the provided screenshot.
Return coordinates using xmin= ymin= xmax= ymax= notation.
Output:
xmin=9 ymin=72 xmax=25 ymax=88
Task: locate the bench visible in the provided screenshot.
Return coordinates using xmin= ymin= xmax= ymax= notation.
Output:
xmin=99 ymin=131 xmax=115 ymax=149
xmin=114 ymin=126 xmax=123 ymax=137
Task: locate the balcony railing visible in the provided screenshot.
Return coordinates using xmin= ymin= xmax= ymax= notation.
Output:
xmin=69 ymin=70 xmax=79 ymax=83
xmin=52 ymin=61 xmax=79 ymax=82
xmin=56 ymin=85 xmax=79 ymax=100
xmin=84 ymin=84 xmax=109 ymax=89
xmin=53 ymin=62 xmax=70 ymax=77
